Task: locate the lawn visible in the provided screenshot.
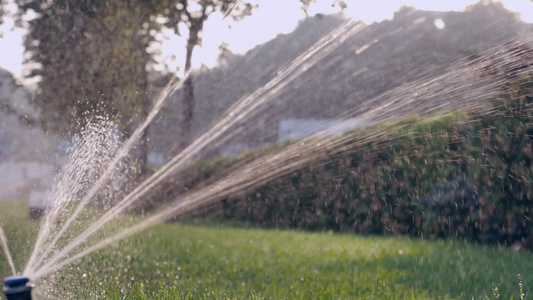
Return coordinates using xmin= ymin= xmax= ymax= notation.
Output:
xmin=1 ymin=200 xmax=532 ymax=299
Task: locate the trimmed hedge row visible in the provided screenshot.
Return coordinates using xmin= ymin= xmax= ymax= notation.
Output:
xmin=182 ymin=79 xmax=533 ymax=247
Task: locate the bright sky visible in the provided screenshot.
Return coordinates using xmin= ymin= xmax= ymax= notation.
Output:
xmin=1 ymin=0 xmax=532 ymax=82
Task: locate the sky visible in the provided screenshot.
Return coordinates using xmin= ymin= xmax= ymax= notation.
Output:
xmin=0 ymin=0 xmax=532 ymax=83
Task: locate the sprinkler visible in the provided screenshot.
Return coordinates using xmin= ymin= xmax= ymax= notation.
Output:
xmin=3 ymin=276 xmax=32 ymax=300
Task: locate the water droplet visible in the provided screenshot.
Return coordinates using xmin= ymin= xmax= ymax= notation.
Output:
xmin=434 ymin=19 xmax=445 ymax=30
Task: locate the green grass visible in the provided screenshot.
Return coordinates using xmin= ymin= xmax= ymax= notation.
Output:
xmin=1 ymin=200 xmax=532 ymax=299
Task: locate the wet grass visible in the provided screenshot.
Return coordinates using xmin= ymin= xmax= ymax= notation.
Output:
xmin=1 ymin=200 xmax=532 ymax=299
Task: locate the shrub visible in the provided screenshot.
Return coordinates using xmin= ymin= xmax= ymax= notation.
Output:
xmin=170 ymin=78 xmax=533 ymax=248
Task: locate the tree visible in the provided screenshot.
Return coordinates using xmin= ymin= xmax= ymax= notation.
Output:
xmin=17 ymin=1 xmax=154 ymax=128
xmin=155 ymin=0 xmax=255 ymax=150
xmin=15 ymin=0 xmax=167 ymax=176
xmin=157 ymin=0 xmax=343 ymax=150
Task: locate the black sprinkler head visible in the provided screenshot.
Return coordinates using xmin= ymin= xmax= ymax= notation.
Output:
xmin=3 ymin=276 xmax=32 ymax=300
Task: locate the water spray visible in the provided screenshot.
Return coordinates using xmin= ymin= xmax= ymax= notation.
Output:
xmin=3 ymin=276 xmax=32 ymax=300
xmin=27 ymin=20 xmax=367 ymax=278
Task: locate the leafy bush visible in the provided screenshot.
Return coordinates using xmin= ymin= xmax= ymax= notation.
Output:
xmin=176 ymin=79 xmax=533 ymax=248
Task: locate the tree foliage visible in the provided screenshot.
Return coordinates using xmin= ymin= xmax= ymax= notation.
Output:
xmin=16 ymin=0 xmax=162 ymax=134
xmin=0 ymin=0 xmax=4 ymax=27
xmin=152 ymin=0 xmax=255 ymax=149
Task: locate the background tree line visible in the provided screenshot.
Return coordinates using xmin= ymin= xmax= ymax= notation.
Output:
xmin=0 ymin=0 xmax=346 ymax=177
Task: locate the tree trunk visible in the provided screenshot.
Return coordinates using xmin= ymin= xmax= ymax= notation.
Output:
xmin=168 ymin=23 xmax=202 ymax=221
xmin=138 ymin=44 xmax=150 ymax=179
xmin=180 ymin=25 xmax=199 ymax=151
xmin=181 ymin=75 xmax=194 ymax=151
xmin=131 ymin=34 xmax=151 ymax=214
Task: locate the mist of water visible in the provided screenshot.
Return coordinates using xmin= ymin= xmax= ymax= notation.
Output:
xmin=23 ymin=117 xmax=122 ymax=275
xmin=23 ymin=72 xmax=191 ymax=276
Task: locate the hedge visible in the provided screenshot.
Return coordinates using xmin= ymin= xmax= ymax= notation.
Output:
xmin=169 ymin=78 xmax=533 ymax=248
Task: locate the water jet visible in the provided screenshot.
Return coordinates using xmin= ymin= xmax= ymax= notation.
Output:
xmin=3 ymin=276 xmax=32 ymax=300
